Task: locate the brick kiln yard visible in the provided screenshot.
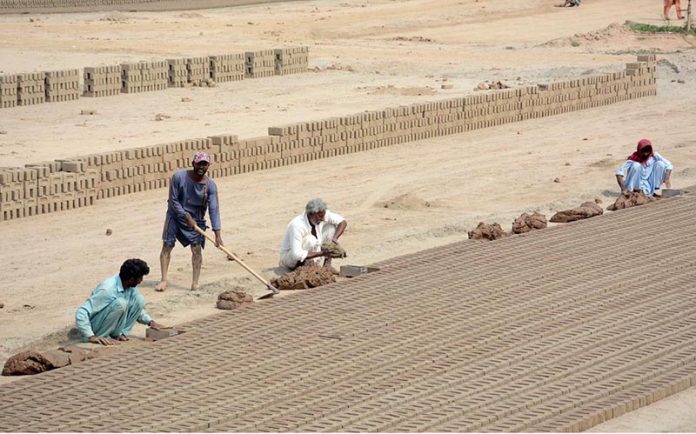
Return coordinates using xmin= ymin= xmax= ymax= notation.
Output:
xmin=1 ymin=0 xmax=696 ymax=431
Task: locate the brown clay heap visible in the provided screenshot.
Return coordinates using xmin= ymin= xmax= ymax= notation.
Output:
xmin=321 ymin=241 xmax=347 ymax=258
xmin=216 ymin=290 xmax=254 ymax=310
xmin=549 ymin=200 xmax=603 ymax=223
xmin=468 ymin=222 xmax=508 ymax=240
xmin=2 ymin=346 xmax=99 ymax=376
xmin=511 ymin=212 xmax=548 ymax=234
xmin=271 ymin=263 xmax=336 ymax=290
xmin=607 ymin=191 xmax=655 ymax=211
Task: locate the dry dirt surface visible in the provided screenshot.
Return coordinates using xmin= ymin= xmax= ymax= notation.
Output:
xmin=1 ymin=0 xmax=696 ymax=430
xmin=1 ymin=195 xmax=696 ymax=431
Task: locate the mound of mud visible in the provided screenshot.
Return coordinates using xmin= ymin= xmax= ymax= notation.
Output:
xmin=511 ymin=212 xmax=547 ymax=234
xmin=216 ymin=290 xmax=254 ymax=310
xmin=550 ymin=200 xmax=603 ymax=223
xmin=542 ymin=22 xmax=628 ymax=47
xmin=382 ymin=193 xmax=431 ymax=210
xmin=2 ymin=346 xmax=100 ymax=376
xmin=468 ymin=222 xmax=508 ymax=241
xmin=271 ymin=264 xmax=336 ymax=290
xmin=606 ymin=191 xmax=655 ymax=211
xmin=321 ymin=241 xmax=347 ymax=258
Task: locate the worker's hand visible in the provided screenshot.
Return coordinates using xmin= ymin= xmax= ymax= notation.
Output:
xmin=215 ymin=233 xmax=223 ymax=248
xmin=88 ymin=336 xmax=119 ymax=346
xmin=664 ymin=179 xmax=671 ymax=189
xmin=621 ymin=189 xmax=630 ymax=198
xmin=149 ymin=320 xmax=168 ymax=330
xmin=184 ymin=215 xmax=197 ymax=229
xmin=117 ymin=335 xmax=129 ymax=342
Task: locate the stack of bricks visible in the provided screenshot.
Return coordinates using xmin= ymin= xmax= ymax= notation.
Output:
xmin=83 ymin=65 xmax=121 ymax=97
xmin=121 ymin=61 xmax=168 ymax=94
xmin=167 ymin=58 xmax=189 ymax=87
xmin=0 ymin=56 xmax=657 ymax=222
xmin=245 ymin=50 xmax=276 ymax=79
xmin=17 ymin=72 xmax=45 ymax=105
xmin=274 ymin=47 xmax=309 ymax=76
xmin=0 ymin=75 xmax=18 ymax=108
xmin=187 ymin=57 xmax=211 ymax=86
xmin=44 ymin=69 xmax=80 ymax=102
xmin=83 ymin=138 xmax=212 ymax=199
xmin=0 ymin=163 xmax=98 ymax=222
xmin=209 ymin=54 xmax=245 ymax=83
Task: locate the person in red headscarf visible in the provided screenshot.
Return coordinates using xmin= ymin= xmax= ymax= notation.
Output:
xmin=664 ymin=0 xmax=685 ymax=20
xmin=615 ymin=139 xmax=673 ymax=197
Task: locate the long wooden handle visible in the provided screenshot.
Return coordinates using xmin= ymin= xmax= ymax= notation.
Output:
xmin=192 ymin=225 xmax=278 ymax=293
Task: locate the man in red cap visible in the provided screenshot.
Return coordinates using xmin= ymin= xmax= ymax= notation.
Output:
xmin=155 ymin=151 xmax=224 ymax=291
xmin=615 ymin=139 xmax=673 ymax=198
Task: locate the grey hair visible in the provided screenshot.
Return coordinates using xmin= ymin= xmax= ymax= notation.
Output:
xmin=305 ymin=198 xmax=327 ymax=214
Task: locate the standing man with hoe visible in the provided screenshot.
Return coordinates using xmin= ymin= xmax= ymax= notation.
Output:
xmin=155 ymin=151 xmax=225 ymax=291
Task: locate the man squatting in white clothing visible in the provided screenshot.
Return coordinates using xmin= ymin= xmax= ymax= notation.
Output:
xmin=279 ymin=198 xmax=348 ymax=273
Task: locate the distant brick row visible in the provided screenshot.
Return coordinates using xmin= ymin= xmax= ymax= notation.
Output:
xmin=0 ymin=0 xmax=162 ymax=8
xmin=0 ymin=56 xmax=657 ymax=222
xmin=0 ymin=47 xmax=309 ymax=104
xmin=0 ymin=69 xmax=80 ymax=107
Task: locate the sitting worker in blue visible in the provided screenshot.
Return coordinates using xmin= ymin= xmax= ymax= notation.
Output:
xmin=75 ymin=258 xmax=167 ymax=345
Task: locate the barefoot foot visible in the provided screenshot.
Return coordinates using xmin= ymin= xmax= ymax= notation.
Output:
xmin=154 ymin=281 xmax=168 ymax=292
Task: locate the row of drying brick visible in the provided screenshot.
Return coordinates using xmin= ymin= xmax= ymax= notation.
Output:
xmin=0 ymin=69 xmax=79 ymax=107
xmin=0 ymin=0 xmax=163 ymax=8
xmin=0 ymin=196 xmax=694 ymax=432
xmin=0 ymin=47 xmax=308 ymax=105
xmin=0 ymin=56 xmax=656 ymax=223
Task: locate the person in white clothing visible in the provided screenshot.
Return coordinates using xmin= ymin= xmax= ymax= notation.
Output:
xmin=279 ymin=198 xmax=348 ymax=273
xmin=615 ymin=139 xmax=673 ymax=197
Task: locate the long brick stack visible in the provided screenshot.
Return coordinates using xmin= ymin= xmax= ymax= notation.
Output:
xmin=44 ymin=69 xmax=80 ymax=103
xmin=0 ymin=74 xmax=17 ymax=108
xmin=121 ymin=61 xmax=168 ymax=94
xmin=1 ymin=46 xmax=309 ymax=107
xmin=275 ymin=46 xmax=309 ymax=76
xmin=0 ymin=163 xmax=98 ymax=221
xmin=187 ymin=57 xmax=210 ymax=86
xmin=17 ymin=72 xmax=45 ymax=106
xmin=83 ymin=65 xmax=121 ymax=97
xmin=209 ymin=53 xmax=245 ymax=83
xmin=245 ymin=49 xmax=276 ymax=79
xmin=93 ymin=138 xmax=211 ymax=199
xmin=0 ymin=56 xmax=657 ymax=222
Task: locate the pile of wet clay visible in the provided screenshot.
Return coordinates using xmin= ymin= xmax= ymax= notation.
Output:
xmin=550 ymin=200 xmax=603 ymax=223
xmin=271 ymin=263 xmax=336 ymax=290
xmin=606 ymin=191 xmax=655 ymax=211
xmin=216 ymin=290 xmax=254 ymax=310
xmin=321 ymin=241 xmax=347 ymax=258
xmin=511 ymin=212 xmax=548 ymax=234
xmin=468 ymin=222 xmax=508 ymax=240
xmin=2 ymin=346 xmax=100 ymax=376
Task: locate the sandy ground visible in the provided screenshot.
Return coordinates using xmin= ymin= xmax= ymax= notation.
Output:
xmin=1 ymin=0 xmax=696 ymax=430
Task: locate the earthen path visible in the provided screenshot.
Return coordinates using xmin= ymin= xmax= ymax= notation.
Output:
xmin=1 ymin=195 xmax=695 ymax=432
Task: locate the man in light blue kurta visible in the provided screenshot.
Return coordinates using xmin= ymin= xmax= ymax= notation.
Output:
xmin=76 ymin=259 xmax=165 ymax=346
xmin=615 ymin=139 xmax=673 ymax=197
